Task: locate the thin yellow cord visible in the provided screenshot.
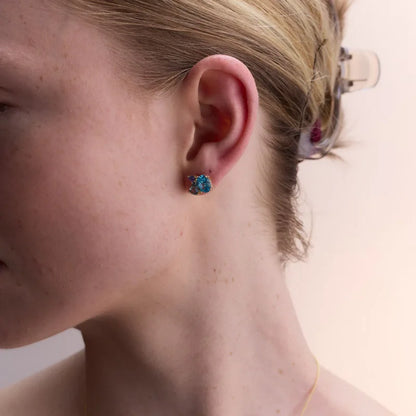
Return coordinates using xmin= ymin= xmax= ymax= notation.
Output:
xmin=84 ymin=355 xmax=320 ymax=416
xmin=300 ymin=354 xmax=320 ymax=416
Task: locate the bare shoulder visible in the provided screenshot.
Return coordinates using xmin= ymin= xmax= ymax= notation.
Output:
xmin=0 ymin=349 xmax=85 ymax=416
xmin=317 ymin=365 xmax=397 ymax=416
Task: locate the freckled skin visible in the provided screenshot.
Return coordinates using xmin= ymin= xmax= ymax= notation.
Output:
xmin=0 ymin=0 xmax=186 ymax=349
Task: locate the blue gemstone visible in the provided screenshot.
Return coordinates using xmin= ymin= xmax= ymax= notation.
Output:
xmin=188 ymin=174 xmax=211 ymax=195
xmin=196 ymin=175 xmax=211 ymax=193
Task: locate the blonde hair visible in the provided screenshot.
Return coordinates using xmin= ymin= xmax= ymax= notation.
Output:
xmin=53 ymin=0 xmax=354 ymax=270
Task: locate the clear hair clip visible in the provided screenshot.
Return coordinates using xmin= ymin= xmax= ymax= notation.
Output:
xmin=297 ymin=46 xmax=381 ymax=162
xmin=339 ymin=47 xmax=381 ymax=93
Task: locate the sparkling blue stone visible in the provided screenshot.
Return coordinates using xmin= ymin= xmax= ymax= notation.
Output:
xmin=189 ymin=174 xmax=211 ymax=194
xmin=196 ymin=175 xmax=211 ymax=193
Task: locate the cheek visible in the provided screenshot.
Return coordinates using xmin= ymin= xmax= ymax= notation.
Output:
xmin=0 ymin=126 xmax=184 ymax=349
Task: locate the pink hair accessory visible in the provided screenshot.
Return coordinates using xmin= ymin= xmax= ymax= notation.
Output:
xmin=310 ymin=119 xmax=322 ymax=143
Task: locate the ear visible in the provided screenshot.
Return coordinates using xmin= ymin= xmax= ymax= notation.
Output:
xmin=178 ymin=54 xmax=259 ymax=192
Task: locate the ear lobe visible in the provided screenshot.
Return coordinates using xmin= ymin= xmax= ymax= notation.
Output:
xmin=181 ymin=54 xmax=259 ymax=189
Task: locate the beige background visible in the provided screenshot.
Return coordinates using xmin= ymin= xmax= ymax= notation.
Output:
xmin=0 ymin=0 xmax=412 ymax=415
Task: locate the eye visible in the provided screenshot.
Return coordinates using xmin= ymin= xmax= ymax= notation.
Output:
xmin=0 ymin=103 xmax=12 ymax=115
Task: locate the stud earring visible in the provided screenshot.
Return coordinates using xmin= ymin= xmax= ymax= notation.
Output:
xmin=187 ymin=174 xmax=213 ymax=195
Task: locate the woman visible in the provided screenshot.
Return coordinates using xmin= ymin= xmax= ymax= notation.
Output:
xmin=0 ymin=0 xmax=392 ymax=415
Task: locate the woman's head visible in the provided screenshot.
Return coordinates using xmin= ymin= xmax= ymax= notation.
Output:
xmin=0 ymin=0 xmax=351 ymax=348
xmin=50 ymin=0 xmax=352 ymax=268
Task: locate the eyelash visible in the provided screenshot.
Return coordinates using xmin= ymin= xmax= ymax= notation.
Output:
xmin=0 ymin=103 xmax=12 ymax=115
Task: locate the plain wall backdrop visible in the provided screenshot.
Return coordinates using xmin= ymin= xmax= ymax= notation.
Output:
xmin=0 ymin=1 xmax=413 ymax=415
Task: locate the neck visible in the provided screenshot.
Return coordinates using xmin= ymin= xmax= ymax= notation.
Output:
xmin=77 ymin=226 xmax=320 ymax=416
